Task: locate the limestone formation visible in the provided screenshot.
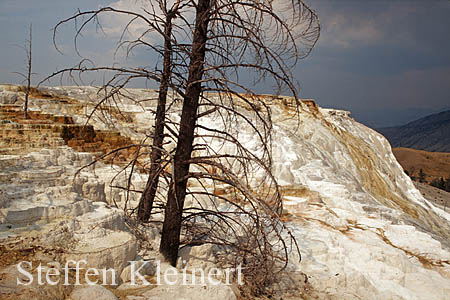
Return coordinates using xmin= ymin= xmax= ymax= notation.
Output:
xmin=142 ymin=284 xmax=236 ymax=300
xmin=0 ymin=91 xmax=18 ymax=104
xmin=70 ymin=285 xmax=119 ymax=300
xmin=120 ymin=260 xmax=156 ymax=283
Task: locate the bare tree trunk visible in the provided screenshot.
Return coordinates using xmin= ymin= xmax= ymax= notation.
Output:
xmin=159 ymin=0 xmax=212 ymax=265
xmin=137 ymin=12 xmax=175 ymax=222
xmin=24 ymin=24 xmax=32 ymax=119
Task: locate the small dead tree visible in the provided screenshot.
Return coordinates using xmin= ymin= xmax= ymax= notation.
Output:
xmin=15 ymin=23 xmax=33 ymax=119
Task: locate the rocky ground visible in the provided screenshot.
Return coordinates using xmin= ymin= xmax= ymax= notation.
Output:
xmin=414 ymin=181 xmax=450 ymax=212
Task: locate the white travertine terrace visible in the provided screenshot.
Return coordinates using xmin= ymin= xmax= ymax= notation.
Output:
xmin=1 ymin=85 xmax=450 ymax=299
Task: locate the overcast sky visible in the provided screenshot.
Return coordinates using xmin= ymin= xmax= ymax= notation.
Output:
xmin=0 ymin=0 xmax=449 ymax=127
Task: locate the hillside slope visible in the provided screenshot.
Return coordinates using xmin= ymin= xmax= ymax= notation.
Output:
xmin=391 ymin=147 xmax=450 ymax=182
xmin=377 ymin=110 xmax=450 ymax=152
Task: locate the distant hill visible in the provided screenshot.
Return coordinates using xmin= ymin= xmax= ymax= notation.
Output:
xmin=377 ymin=110 xmax=450 ymax=152
xmin=391 ymin=147 xmax=450 ymax=182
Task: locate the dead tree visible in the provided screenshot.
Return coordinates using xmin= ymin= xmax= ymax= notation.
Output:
xmin=40 ymin=4 xmax=185 ymax=220
xmin=137 ymin=0 xmax=181 ymax=222
xmin=159 ymin=0 xmax=320 ymax=269
xmin=15 ymin=24 xmax=33 ymax=119
xmin=41 ymin=0 xmax=319 ymax=296
xmin=159 ymin=0 xmax=212 ymax=265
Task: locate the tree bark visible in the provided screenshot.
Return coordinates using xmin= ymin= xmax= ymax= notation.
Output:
xmin=24 ymin=24 xmax=32 ymax=120
xmin=159 ymin=0 xmax=212 ymax=266
xmin=137 ymin=13 xmax=174 ymax=222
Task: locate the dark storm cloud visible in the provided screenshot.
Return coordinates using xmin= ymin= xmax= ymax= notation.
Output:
xmin=0 ymin=0 xmax=448 ymax=127
xmin=297 ymin=0 xmax=450 ymax=126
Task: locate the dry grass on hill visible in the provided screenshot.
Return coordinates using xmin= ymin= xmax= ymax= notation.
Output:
xmin=392 ymin=147 xmax=450 ymax=182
